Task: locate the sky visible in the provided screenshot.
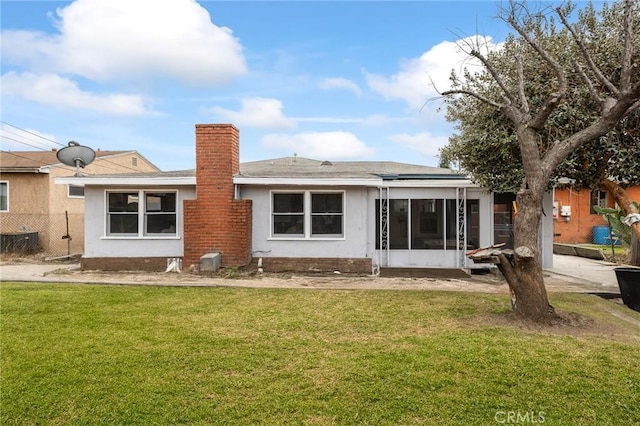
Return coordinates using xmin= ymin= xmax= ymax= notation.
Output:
xmin=1 ymin=0 xmax=559 ymax=172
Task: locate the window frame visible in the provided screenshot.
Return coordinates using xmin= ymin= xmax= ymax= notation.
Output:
xmin=589 ymin=190 xmax=607 ymax=215
xmin=104 ymin=190 xmax=179 ymax=239
xmin=270 ymin=190 xmax=345 ymax=240
xmin=0 ymin=181 xmax=8 ymax=212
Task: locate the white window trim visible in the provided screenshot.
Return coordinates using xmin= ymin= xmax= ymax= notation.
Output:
xmin=67 ymin=184 xmax=85 ymax=198
xmin=0 ymin=181 xmax=8 ymax=212
xmin=103 ymin=189 xmax=180 ymax=239
xmin=269 ymin=190 xmax=346 ymax=241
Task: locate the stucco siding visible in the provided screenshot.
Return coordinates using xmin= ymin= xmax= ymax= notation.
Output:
xmin=82 ymin=185 xmax=195 ymax=259
xmin=0 ymin=172 xmax=49 ymax=216
xmin=243 ymin=186 xmax=370 ymax=259
xmin=242 ymin=185 xmax=497 ymax=269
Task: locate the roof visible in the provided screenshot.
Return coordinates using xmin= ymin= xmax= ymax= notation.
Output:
xmin=0 ymin=150 xmax=132 ymax=172
xmin=238 ymin=156 xmax=464 ymax=180
xmin=56 ymin=156 xmax=474 ymax=188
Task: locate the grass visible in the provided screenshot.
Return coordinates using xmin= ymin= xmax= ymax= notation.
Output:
xmin=580 ymin=243 xmax=627 ymax=256
xmin=1 ymin=283 xmax=639 ymax=425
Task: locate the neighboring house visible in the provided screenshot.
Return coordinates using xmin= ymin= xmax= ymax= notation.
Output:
xmin=0 ymin=149 xmax=160 ymax=256
xmin=57 ymin=124 xmax=554 ymax=273
xmin=553 ymin=186 xmax=640 ymax=244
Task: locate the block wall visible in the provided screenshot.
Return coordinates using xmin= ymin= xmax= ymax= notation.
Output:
xmin=553 ymin=186 xmax=640 ymax=244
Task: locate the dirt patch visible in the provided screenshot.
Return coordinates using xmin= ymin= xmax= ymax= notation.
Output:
xmin=480 ymin=307 xmax=638 ymax=340
xmin=0 ymin=254 xmax=615 ymax=296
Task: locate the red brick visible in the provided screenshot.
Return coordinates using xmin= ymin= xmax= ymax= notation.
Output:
xmin=183 ymin=124 xmax=252 ymax=269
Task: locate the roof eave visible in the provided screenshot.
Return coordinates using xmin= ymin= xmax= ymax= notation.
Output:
xmin=383 ymin=179 xmax=478 ymax=188
xmin=0 ymin=167 xmax=50 ymax=174
xmin=233 ymin=177 xmax=382 ymax=186
xmin=55 ymin=176 xmax=196 ymax=186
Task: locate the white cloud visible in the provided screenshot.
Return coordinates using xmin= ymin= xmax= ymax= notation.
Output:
xmin=1 ymin=72 xmax=149 ymax=116
xmin=365 ymin=36 xmax=501 ymax=110
xmin=261 ymin=131 xmax=374 ymax=159
xmin=319 ymin=77 xmax=362 ymax=96
xmin=0 ymin=123 xmax=59 ymax=151
xmin=1 ymin=0 xmax=246 ymax=86
xmin=389 ymin=132 xmax=450 ymax=158
xmin=211 ymin=98 xmax=296 ymax=130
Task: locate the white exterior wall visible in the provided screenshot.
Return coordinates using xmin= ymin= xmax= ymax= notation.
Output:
xmin=243 ymin=186 xmax=370 ymax=259
xmin=241 ymin=184 xmax=494 ymax=269
xmin=83 ymin=185 xmax=195 ymax=258
xmin=541 ymin=192 xmax=554 ymax=269
xmin=370 ymin=186 xmax=494 ymax=269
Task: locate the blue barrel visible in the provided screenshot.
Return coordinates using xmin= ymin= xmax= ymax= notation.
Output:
xmin=592 ymin=225 xmax=611 ymax=245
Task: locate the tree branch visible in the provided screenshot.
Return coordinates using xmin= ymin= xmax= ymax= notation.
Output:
xmin=441 ymin=89 xmax=504 ymax=109
xmin=469 ymin=49 xmax=519 ymax=108
xmin=542 ymin=92 xmax=640 ymax=176
xmin=506 ymin=13 xmax=567 ymax=130
xmin=600 ymin=177 xmax=640 ymax=241
xmin=516 ymin=54 xmax=530 ymax=115
xmin=619 ymin=0 xmax=635 ymax=90
xmin=573 ymin=60 xmax=604 ymax=104
xmin=556 ymin=5 xmax=620 ymax=97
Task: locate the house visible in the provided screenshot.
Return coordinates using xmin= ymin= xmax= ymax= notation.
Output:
xmin=57 ymin=124 xmax=554 ymax=273
xmin=553 ymin=186 xmax=640 ymax=244
xmin=0 ymin=149 xmax=160 ymax=256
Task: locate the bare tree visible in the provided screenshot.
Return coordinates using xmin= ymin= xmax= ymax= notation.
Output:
xmin=440 ymin=0 xmax=640 ymax=322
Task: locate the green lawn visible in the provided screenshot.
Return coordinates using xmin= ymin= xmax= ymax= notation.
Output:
xmin=1 ymin=283 xmax=639 ymax=425
xmin=580 ymin=244 xmax=627 ymax=256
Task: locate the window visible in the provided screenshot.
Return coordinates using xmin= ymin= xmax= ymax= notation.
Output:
xmin=145 ymin=193 xmax=177 ymax=235
xmin=0 ymin=181 xmax=8 ymax=212
xmin=311 ymin=193 xmax=343 ymax=236
xmin=68 ymin=185 xmax=85 ymax=198
xmin=108 ymin=192 xmax=139 ymax=235
xmin=107 ymin=191 xmax=177 ymax=237
xmin=272 ymin=191 xmax=344 ymax=238
xmin=389 ymin=199 xmax=409 ymax=249
xmin=377 ymin=198 xmax=480 ymax=250
xmin=273 ymin=193 xmax=304 ymax=236
xmin=414 ymin=199 xmax=444 ymax=249
xmin=590 ymin=190 xmax=607 ymax=214
xmin=494 ymin=193 xmax=516 ymax=249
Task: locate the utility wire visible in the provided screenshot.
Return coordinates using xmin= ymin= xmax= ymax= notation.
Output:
xmin=1 ymin=120 xmax=153 ymax=174
xmin=1 ymin=135 xmax=57 ymax=152
xmin=1 ymin=127 xmax=60 ymax=151
xmin=0 ymin=121 xmax=66 ymax=147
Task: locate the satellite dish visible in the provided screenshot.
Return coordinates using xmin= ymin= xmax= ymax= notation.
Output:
xmin=56 ymin=141 xmax=96 ymax=176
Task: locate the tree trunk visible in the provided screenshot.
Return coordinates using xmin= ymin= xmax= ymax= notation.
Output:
xmin=600 ymin=178 xmax=640 ymax=241
xmin=509 ymin=189 xmax=556 ymax=322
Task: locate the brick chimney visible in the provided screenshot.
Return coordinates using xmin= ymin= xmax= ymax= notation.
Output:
xmin=183 ymin=124 xmax=252 ymax=269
